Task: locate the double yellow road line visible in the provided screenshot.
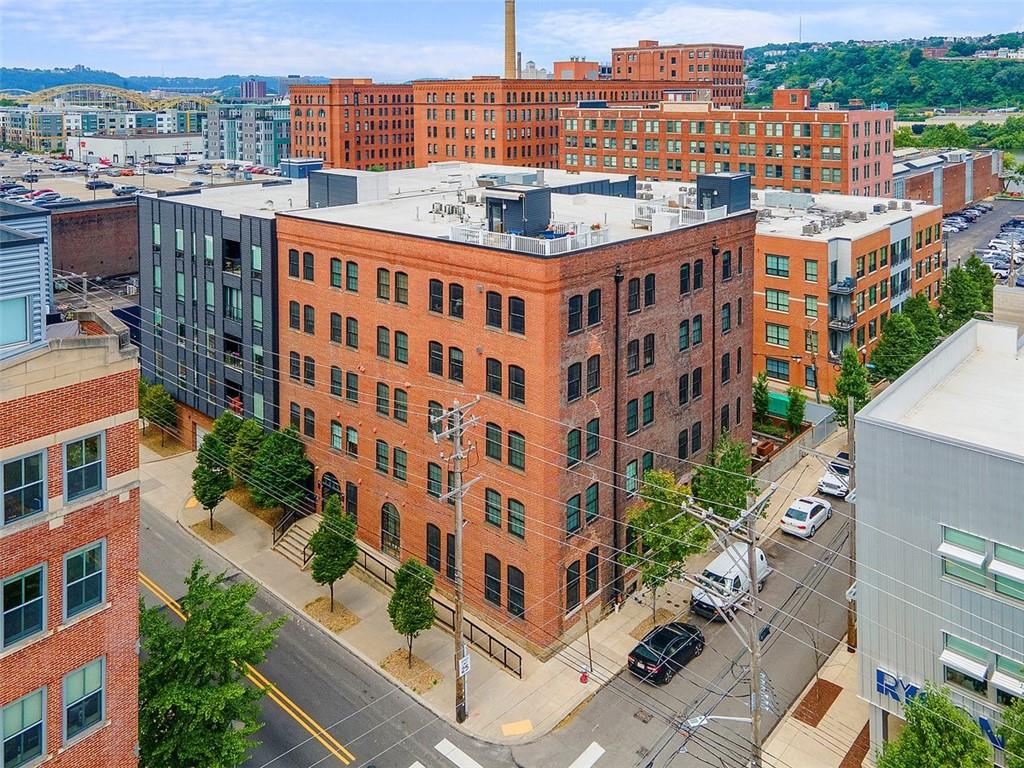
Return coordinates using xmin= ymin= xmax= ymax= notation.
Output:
xmin=138 ymin=571 xmax=355 ymax=765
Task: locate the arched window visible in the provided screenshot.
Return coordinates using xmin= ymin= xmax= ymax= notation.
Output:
xmin=321 ymin=472 xmax=341 ymax=512
xmin=381 ymin=503 xmax=401 ymax=558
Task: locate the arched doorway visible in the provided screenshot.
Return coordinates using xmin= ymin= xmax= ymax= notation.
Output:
xmin=321 ymin=472 xmax=341 ymax=512
xmin=381 ymin=503 xmax=401 ymax=558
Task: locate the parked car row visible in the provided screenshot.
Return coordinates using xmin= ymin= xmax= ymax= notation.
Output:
xmin=942 ymin=202 xmax=994 ymax=234
xmin=0 ymin=184 xmax=78 ymax=206
xmin=979 ymin=215 xmax=1024 ymax=279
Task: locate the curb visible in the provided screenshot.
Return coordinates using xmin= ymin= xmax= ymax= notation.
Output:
xmin=173 ymin=513 xmax=577 ymax=748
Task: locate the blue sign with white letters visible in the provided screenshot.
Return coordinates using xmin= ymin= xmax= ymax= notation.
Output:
xmin=875 ymin=667 xmax=1004 ymax=750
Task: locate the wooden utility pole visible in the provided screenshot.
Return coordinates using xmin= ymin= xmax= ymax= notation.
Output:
xmin=746 ymin=509 xmax=763 ymax=768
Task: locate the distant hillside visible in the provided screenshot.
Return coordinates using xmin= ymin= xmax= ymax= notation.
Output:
xmin=745 ymin=32 xmax=1024 ymax=109
xmin=0 ymin=66 xmax=329 ymax=95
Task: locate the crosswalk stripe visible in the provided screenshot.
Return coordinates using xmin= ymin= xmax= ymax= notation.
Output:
xmin=435 ymin=738 xmax=484 ymax=768
xmin=566 ymin=742 xmax=605 ymax=768
xmin=408 ymin=763 xmax=426 ymax=768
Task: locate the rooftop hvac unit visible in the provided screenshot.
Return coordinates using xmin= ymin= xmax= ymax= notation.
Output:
xmin=802 ymin=224 xmax=816 ymax=236
xmin=887 ymin=200 xmax=898 ymax=210
xmin=432 ymin=202 xmax=444 ymax=214
xmin=873 ymin=204 xmax=886 ymax=214
xmin=811 ymin=221 xmax=821 ymax=233
xmin=857 ymin=211 xmax=868 ymax=221
xmin=465 ymin=193 xmax=477 ymax=204
xmin=843 ymin=210 xmax=854 ymax=219
xmin=902 ymin=201 xmax=912 ymax=211
xmin=750 ymin=191 xmax=759 ymax=201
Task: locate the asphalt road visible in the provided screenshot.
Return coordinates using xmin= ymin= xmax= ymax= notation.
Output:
xmin=512 ymin=494 xmax=854 ymax=768
xmin=944 ymin=198 xmax=1024 ymax=269
xmin=140 ymin=500 xmax=514 ymax=768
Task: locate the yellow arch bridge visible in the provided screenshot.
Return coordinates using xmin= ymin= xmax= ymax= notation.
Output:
xmin=25 ymin=84 xmax=214 ymax=111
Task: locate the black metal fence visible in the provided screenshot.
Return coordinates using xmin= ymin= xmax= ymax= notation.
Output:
xmin=355 ymin=546 xmax=523 ymax=678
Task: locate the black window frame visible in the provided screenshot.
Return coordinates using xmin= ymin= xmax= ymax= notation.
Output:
xmin=485 ymin=291 xmax=503 ymax=328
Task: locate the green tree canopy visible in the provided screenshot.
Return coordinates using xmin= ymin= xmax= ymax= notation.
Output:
xmin=963 ymin=254 xmax=995 ymax=313
xmin=139 ymin=560 xmax=285 ymax=768
xmin=903 ymin=293 xmax=941 ymax=356
xmin=785 ymin=386 xmax=806 ymax=435
xmin=691 ymin=436 xmax=755 ymax=522
xmin=192 ymin=433 xmax=233 ymax=530
xmin=753 ymin=371 xmax=770 ymax=425
xmin=309 ymin=495 xmax=358 ymax=612
xmin=938 ymin=266 xmax=984 ymax=334
xmin=142 ymin=383 xmax=177 ymax=446
xmin=211 ymin=410 xmax=243 ymax=455
xmin=228 ymin=419 xmax=266 ymax=485
xmin=999 ymin=694 xmax=1024 ymax=768
xmin=828 ymin=345 xmax=870 ymax=428
xmin=870 ymin=314 xmax=922 ymax=382
xmin=876 ymin=683 xmax=991 ymax=768
xmin=247 ymin=427 xmax=312 ymax=512
xmin=621 ymin=469 xmax=711 ymax=620
xmin=387 ymin=559 xmax=436 ymax=667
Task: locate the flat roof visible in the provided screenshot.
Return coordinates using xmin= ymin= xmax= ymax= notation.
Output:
xmin=285 ymin=162 xmax=721 ymax=250
xmin=140 ymin=180 xmax=309 ymax=219
xmin=643 ymin=181 xmax=940 ymax=241
xmin=0 ymin=199 xmax=50 ymax=219
xmin=860 ymin=321 xmax=1024 ymax=460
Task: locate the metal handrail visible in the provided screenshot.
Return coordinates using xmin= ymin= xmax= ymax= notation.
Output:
xmin=272 ymin=507 xmax=298 ymax=546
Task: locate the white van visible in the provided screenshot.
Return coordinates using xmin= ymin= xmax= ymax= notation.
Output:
xmin=689 ymin=543 xmax=771 ymax=621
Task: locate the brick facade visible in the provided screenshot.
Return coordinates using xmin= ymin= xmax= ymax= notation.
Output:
xmin=274 ymin=209 xmax=754 ymax=654
xmin=1 ymin=361 xmax=139 ymax=768
xmin=561 ymin=95 xmax=894 ymax=197
xmin=413 ymin=79 xmax=668 ymax=169
xmin=50 ymin=201 xmax=139 ymax=279
xmin=899 ymin=151 xmax=1002 ymax=215
xmin=610 ymin=41 xmax=745 ymax=108
xmin=288 ymin=79 xmax=415 ymax=169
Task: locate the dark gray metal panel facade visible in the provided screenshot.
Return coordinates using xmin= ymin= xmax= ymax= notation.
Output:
xmin=307 ymin=171 xmax=358 ymax=209
xmin=138 ymin=196 xmax=279 ymax=429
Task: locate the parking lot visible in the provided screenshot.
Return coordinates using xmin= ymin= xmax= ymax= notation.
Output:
xmin=0 ymin=150 xmax=278 ymax=202
xmin=944 ymin=198 xmax=1024 ymax=268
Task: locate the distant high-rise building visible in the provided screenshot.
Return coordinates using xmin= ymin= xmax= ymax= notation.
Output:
xmin=278 ymin=75 xmax=313 ymax=96
xmin=240 ymin=78 xmax=268 ymax=99
xmin=611 ymin=40 xmax=745 ymax=107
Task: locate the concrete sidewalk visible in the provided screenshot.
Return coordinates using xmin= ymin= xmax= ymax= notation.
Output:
xmin=139 ymin=426 xmax=849 ymax=745
xmin=763 ymin=638 xmax=872 ymax=768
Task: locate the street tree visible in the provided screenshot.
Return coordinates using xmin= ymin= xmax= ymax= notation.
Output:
xmin=963 ymin=254 xmax=995 ymax=312
xmin=139 ymin=560 xmax=285 ymax=768
xmin=247 ymin=427 xmax=312 ymax=512
xmin=143 ymin=383 xmax=177 ymax=447
xmin=876 ymin=683 xmax=991 ymax=768
xmin=828 ymin=345 xmax=870 ymax=428
xmin=309 ymin=495 xmax=358 ymax=612
xmin=192 ymin=433 xmax=233 ymax=530
xmin=999 ymin=693 xmax=1024 ymax=768
xmin=870 ymin=314 xmax=922 ymax=382
xmin=752 ymin=371 xmax=770 ymax=426
xmin=621 ymin=469 xmax=710 ymax=621
xmin=903 ymin=292 xmax=941 ymax=356
xmin=938 ymin=266 xmax=984 ymax=334
xmin=690 ymin=436 xmax=755 ymax=521
xmin=387 ymin=558 xmax=436 ymax=667
xmin=785 ymin=386 xmax=806 ymax=436
xmin=211 ymin=410 xmax=243 ymax=456
xmin=228 ymin=418 xmax=265 ymax=485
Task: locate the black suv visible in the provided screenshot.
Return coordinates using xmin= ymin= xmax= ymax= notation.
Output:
xmin=627 ymin=622 xmax=705 ymax=684
xmin=85 ymin=180 xmax=114 ymax=190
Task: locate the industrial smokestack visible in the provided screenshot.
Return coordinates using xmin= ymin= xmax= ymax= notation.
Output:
xmin=504 ymin=0 xmax=517 ymax=79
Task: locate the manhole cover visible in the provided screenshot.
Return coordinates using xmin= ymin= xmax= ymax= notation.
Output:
xmin=634 ymin=709 xmax=654 ymax=724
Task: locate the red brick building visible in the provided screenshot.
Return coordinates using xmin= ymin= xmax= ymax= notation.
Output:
xmin=412 ymin=78 xmax=667 ymax=168
xmin=50 ymin=199 xmax=139 ymax=279
xmin=552 ymin=58 xmax=601 ymax=80
xmin=610 ymin=40 xmax=745 ymax=108
xmin=288 ymin=79 xmax=415 ymax=169
xmin=274 ymin=164 xmax=754 ymax=655
xmin=1 ymin=292 xmax=139 ymax=768
xmin=895 ymin=148 xmax=1002 ymax=215
xmin=560 ymin=89 xmax=895 ymax=197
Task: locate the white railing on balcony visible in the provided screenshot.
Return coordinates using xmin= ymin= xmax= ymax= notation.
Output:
xmin=449 ymin=223 xmax=610 ymax=256
xmin=633 ymin=202 xmax=729 ymax=231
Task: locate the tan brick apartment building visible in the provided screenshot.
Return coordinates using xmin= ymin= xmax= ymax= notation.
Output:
xmin=611 ymin=40 xmax=745 ymax=108
xmin=274 ymin=164 xmax=754 ymax=654
xmin=412 ymin=78 xmax=668 ymax=169
xmin=2 ymin=202 xmax=139 ymax=767
xmin=561 ymin=88 xmax=895 ymax=197
xmin=288 ymin=79 xmax=415 ymax=169
xmin=745 ymin=190 xmax=943 ymax=394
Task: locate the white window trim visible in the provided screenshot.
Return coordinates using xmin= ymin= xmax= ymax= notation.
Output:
xmin=62 ymin=539 xmax=107 ymax=623
xmin=992 ymin=670 xmax=1024 ymax=698
xmin=940 ymin=648 xmax=989 ymax=681
xmin=989 ymin=558 xmax=1024 ymax=584
xmin=937 ymin=541 xmax=987 ymax=569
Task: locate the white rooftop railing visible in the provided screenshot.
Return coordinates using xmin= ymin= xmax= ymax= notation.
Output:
xmin=449 ymin=222 xmax=610 ymax=256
